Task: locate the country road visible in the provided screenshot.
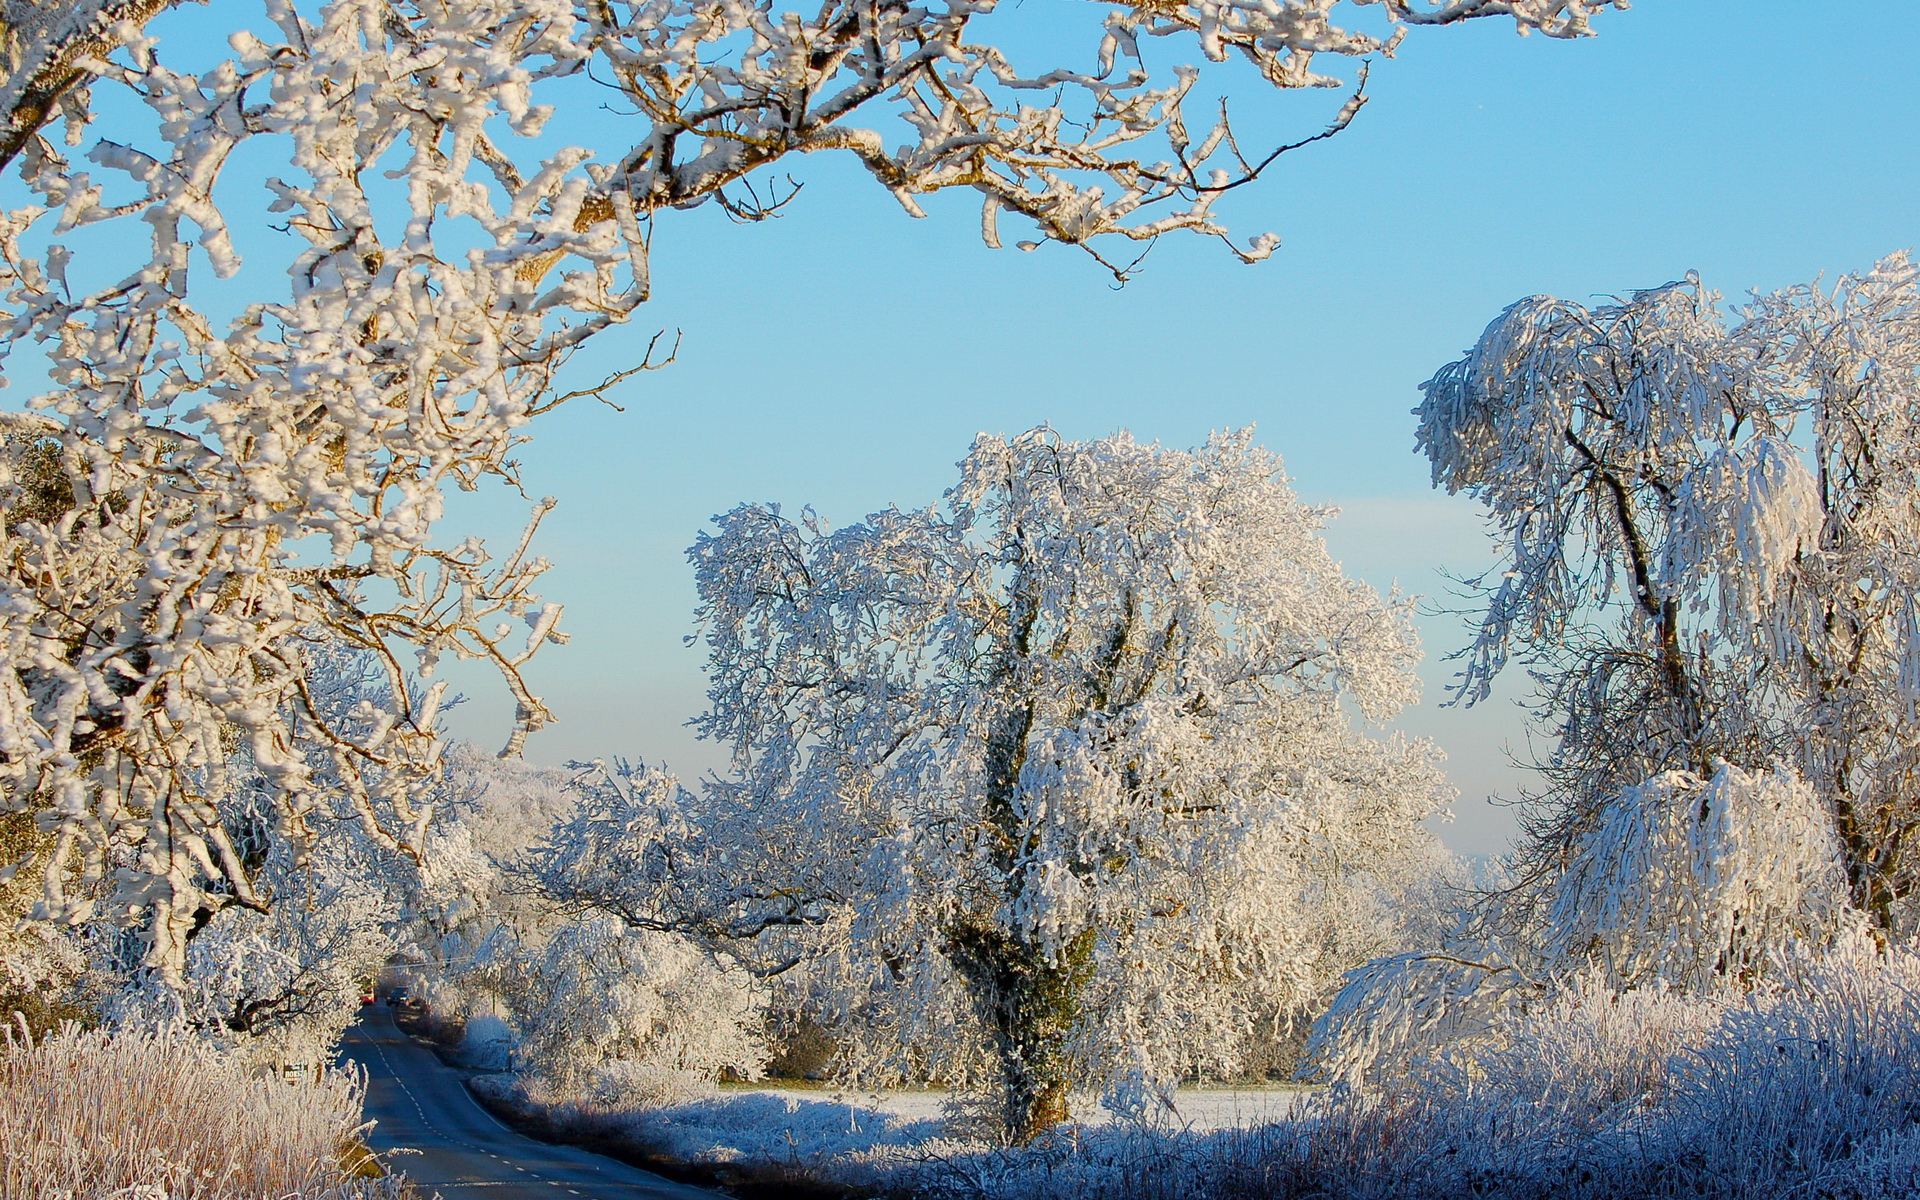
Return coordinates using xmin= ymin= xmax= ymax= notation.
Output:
xmin=340 ymin=1007 xmax=721 ymax=1200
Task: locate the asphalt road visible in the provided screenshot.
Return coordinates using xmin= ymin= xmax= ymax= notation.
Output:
xmin=339 ymin=1007 xmax=720 ymax=1200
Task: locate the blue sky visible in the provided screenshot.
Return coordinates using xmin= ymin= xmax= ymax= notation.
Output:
xmin=86 ymin=2 xmax=1920 ymax=853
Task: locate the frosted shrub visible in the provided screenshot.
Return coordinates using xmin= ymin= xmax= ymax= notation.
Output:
xmin=459 ymin=1011 xmax=517 ymax=1071
xmin=1302 ymin=978 xmax=1726 ymax=1197
xmin=901 ymin=947 xmax=1920 ymax=1200
xmin=506 ymin=915 xmax=767 ymax=1096
xmin=1657 ymin=946 xmax=1920 ymax=1198
xmin=1305 ymin=947 xmax=1920 ymax=1200
xmin=1440 ymin=974 xmax=1718 ymax=1128
xmin=0 ymin=1021 xmax=403 ymax=1200
xmin=586 ymin=1060 xmax=708 ymax=1109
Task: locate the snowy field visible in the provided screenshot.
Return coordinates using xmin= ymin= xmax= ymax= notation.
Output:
xmin=727 ymin=1085 xmax=1309 ymax=1133
xmin=604 ymin=1083 xmax=1312 ymax=1177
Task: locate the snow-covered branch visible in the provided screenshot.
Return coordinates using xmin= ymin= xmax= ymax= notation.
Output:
xmin=0 ymin=0 xmax=1614 ymax=985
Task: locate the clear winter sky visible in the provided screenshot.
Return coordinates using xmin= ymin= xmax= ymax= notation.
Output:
xmin=138 ymin=2 xmax=1920 ymax=855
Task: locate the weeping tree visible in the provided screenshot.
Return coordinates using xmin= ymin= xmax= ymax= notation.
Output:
xmin=1304 ymin=254 xmax=1920 ymax=1084
xmin=1414 ymin=254 xmax=1920 ymax=932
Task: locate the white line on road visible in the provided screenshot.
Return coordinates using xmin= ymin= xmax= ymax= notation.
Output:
xmin=350 ymin=1012 xmax=712 ymax=1200
xmin=357 ymin=1016 xmax=580 ymax=1197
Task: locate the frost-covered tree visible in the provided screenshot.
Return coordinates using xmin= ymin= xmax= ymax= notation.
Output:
xmin=1539 ymin=764 xmax=1858 ymax=989
xmin=97 ymin=643 xmax=428 ymax=1063
xmin=164 ymin=838 xmax=398 ymax=1069
xmin=390 ymin=746 xmax=587 ymax=1034
xmin=536 ymin=428 xmax=1449 ymax=1140
xmin=501 ymin=913 xmax=767 ymax=1101
xmin=1305 ymin=254 xmax=1920 ymax=1084
xmin=0 ymin=0 xmax=1617 ymax=985
xmin=1414 ymin=253 xmax=1920 ymax=931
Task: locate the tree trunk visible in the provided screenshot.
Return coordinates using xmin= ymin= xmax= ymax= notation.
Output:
xmin=946 ymin=537 xmax=1102 ymax=1144
xmin=946 ymin=922 xmax=1096 ymax=1145
xmin=0 ymin=0 xmax=178 ymax=172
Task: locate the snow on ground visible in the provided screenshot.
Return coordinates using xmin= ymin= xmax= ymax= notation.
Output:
xmin=622 ymin=1084 xmax=1310 ymax=1177
xmin=733 ymin=1085 xmax=1308 ymax=1133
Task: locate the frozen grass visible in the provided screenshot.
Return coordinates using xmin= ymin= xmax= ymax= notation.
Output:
xmin=0 ymin=1020 xmax=408 ymax=1200
xmin=480 ymin=947 xmax=1920 ymax=1199
xmin=906 ymin=948 xmax=1920 ymax=1200
xmin=473 ymin=1074 xmax=1312 ymax=1191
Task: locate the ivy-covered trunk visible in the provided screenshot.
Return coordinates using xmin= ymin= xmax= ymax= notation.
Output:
xmin=946 ymin=921 xmax=1097 ymax=1145
xmin=949 ymin=571 xmax=1101 ymax=1145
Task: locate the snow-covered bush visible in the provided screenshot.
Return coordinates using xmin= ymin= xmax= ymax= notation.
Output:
xmin=0 ymin=1020 xmax=404 ymax=1200
xmin=459 ymin=1011 xmax=517 ymax=1071
xmin=1302 ymin=945 xmax=1920 ymax=1200
xmin=1652 ymin=943 xmax=1920 ymax=1198
xmin=344 ymin=748 xmax=771 ymax=1097
xmin=888 ymin=945 xmax=1920 ymax=1200
xmin=503 ymin=914 xmax=767 ymax=1101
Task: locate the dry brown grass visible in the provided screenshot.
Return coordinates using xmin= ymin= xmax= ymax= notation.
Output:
xmin=0 ymin=1018 xmax=406 ymax=1200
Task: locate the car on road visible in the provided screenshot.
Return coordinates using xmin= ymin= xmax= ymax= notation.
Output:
xmin=386 ymin=986 xmax=414 ymax=1009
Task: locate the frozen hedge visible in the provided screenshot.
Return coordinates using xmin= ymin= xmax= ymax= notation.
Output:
xmin=910 ymin=946 xmax=1920 ymax=1199
xmin=0 ymin=1020 xmax=406 ymax=1200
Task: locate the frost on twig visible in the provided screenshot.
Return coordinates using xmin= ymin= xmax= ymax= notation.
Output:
xmin=0 ymin=3 xmax=599 ymax=982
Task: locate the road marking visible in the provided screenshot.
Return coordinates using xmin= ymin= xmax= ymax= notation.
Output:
xmin=345 ymin=1010 xmax=716 ymax=1200
xmin=347 ymin=1011 xmax=578 ymax=1194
